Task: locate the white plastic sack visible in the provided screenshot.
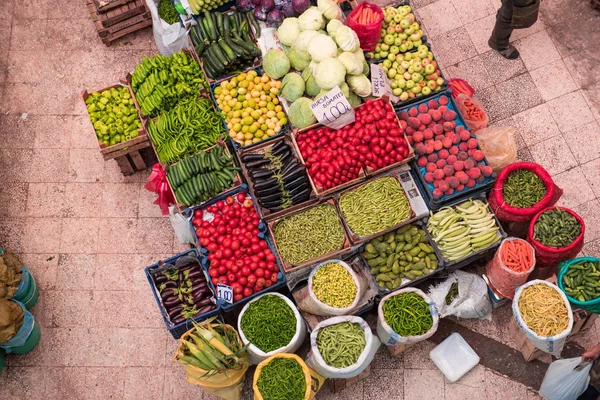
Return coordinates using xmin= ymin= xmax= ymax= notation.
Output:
xmin=539 ymin=357 xmax=592 ymax=400
xmin=377 ymin=287 xmax=439 ymax=346
xmin=306 ymin=316 xmax=380 ymax=379
xmin=237 ymin=292 xmax=306 ymax=365
xmin=146 ymin=0 xmax=189 ymax=55
xmin=168 ymin=206 xmax=195 ymax=244
xmin=513 ymin=280 xmax=573 ymax=357
xmin=303 ymin=260 xmax=366 ymax=316
xmin=428 ymin=270 xmax=492 ymax=320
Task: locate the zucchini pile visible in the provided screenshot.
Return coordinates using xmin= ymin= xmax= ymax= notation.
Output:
xmin=190 ymin=11 xmax=262 ymax=80
xmin=242 ymin=140 xmax=311 ymax=212
xmin=167 ymin=145 xmax=239 ymax=206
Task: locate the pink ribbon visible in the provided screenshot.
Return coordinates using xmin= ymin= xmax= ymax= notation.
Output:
xmin=145 ymin=164 xmax=175 ymax=215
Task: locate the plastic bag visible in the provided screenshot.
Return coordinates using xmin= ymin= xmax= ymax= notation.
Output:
xmin=306 ymin=316 xmax=380 ymax=379
xmin=174 ymin=324 xmax=249 ymax=400
xmin=253 ymin=353 xmax=326 ymax=400
xmin=376 ymin=287 xmax=439 ymax=346
xmin=513 ymin=280 xmax=573 ymax=357
xmin=475 ymin=126 xmax=517 ymax=172
xmin=302 ymin=260 xmax=366 ymax=316
xmin=558 ymin=257 xmax=600 ymax=314
xmin=238 ymin=293 xmax=306 ymax=365
xmin=428 ymin=270 xmax=492 ymax=320
xmin=485 ymin=238 xmax=535 ymax=299
xmin=488 ymin=162 xmax=563 ymax=223
xmin=527 ymin=206 xmax=585 ymax=268
xmin=539 ymin=357 xmax=592 ymax=400
xmin=169 ymin=206 xmax=196 ymax=244
xmin=456 ymin=94 xmax=489 ymax=132
xmin=146 ymin=0 xmax=189 ymax=55
xmin=345 ymin=3 xmax=384 ymax=52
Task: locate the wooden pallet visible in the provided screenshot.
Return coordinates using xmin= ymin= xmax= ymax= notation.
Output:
xmin=88 ymin=0 xmax=147 ymax=28
xmin=90 ymin=2 xmax=152 ymax=46
xmin=94 ymin=0 xmax=135 ymax=13
xmin=114 ymin=145 xmax=158 ymax=175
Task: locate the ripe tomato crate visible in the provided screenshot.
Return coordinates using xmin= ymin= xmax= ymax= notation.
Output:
xmin=163 ymin=140 xmax=243 ymax=212
xmin=334 ymin=170 xmax=419 ymax=246
xmin=186 ymin=185 xmax=287 ymax=312
xmin=267 ymin=199 xmax=353 ymax=273
xmin=145 ymin=249 xmax=221 ymax=339
xmin=398 ymin=90 xmax=497 ymax=210
xmin=238 ymin=135 xmax=319 ymax=221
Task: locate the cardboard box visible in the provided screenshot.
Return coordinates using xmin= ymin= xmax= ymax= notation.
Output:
xmin=387 ymin=343 xmax=411 ymax=356
xmin=482 ymin=274 xmax=510 ymax=310
xmin=571 ymin=308 xmax=598 ymax=337
xmin=509 ymin=319 xmax=552 ymax=363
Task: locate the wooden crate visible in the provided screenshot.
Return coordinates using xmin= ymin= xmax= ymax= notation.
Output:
xmin=94 ymin=0 xmax=135 ymax=12
xmin=90 ymin=4 xmax=152 ymax=46
xmin=81 ymin=82 xmax=149 ymax=162
xmin=114 ymin=145 xmax=158 ymax=176
xmin=88 ymin=0 xmax=147 ymax=28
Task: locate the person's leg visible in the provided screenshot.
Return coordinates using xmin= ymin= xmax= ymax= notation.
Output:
xmin=577 ymin=384 xmax=600 ymax=400
xmin=488 ymin=0 xmax=520 ymax=59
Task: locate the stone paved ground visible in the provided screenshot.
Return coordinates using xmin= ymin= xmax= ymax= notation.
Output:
xmin=0 ymin=0 xmax=599 ymax=398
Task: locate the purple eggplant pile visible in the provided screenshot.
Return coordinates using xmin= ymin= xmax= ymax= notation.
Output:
xmin=242 ymin=140 xmax=311 ymax=213
xmin=153 ymin=261 xmax=216 ymax=326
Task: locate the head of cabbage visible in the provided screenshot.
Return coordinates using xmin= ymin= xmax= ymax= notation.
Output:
xmin=293 ymin=30 xmax=319 ymax=59
xmin=288 ymin=97 xmax=317 ymax=128
xmin=301 ymin=68 xmax=321 ymax=97
xmin=298 ymin=7 xmax=325 ymax=31
xmin=317 ymin=0 xmax=342 ymax=20
xmin=315 ymin=57 xmax=346 ymax=90
xmin=338 ymin=52 xmax=363 ymax=75
xmin=346 ymin=74 xmax=372 ymax=97
xmin=263 ymin=49 xmax=290 ymax=80
xmin=286 ymin=46 xmax=311 ymax=71
xmin=347 ymin=91 xmax=362 ymax=107
xmin=277 ymin=18 xmax=300 ymax=47
xmin=334 ymin=25 xmax=360 ymax=52
xmin=281 ymin=73 xmax=305 ymax=103
xmin=326 ymin=19 xmax=343 ymax=37
xmin=308 ymin=33 xmax=337 ymax=62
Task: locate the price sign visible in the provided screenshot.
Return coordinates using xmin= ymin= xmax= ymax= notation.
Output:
xmin=216 ymin=284 xmax=233 ymax=304
xmin=310 ymin=86 xmax=355 ymax=129
xmin=371 ymin=64 xmax=399 ymax=103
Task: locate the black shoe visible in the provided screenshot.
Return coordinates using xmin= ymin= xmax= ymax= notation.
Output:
xmin=489 ymin=40 xmax=520 ymax=60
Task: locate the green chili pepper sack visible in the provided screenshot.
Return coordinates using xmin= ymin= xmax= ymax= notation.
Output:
xmin=257 ymin=358 xmax=306 ymax=400
xmin=240 ymin=295 xmax=297 ymax=353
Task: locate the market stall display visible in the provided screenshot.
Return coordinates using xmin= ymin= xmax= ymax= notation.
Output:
xmin=558 ymin=257 xmax=600 ymax=313
xmin=166 ymin=143 xmax=240 ymax=207
xmin=367 ymin=4 xmax=425 ymax=60
xmin=131 ymin=51 xmax=208 ymax=118
xmin=238 ymin=292 xmax=305 ymax=364
xmin=212 ymin=70 xmax=287 ymax=148
xmin=189 ymin=10 xmax=262 ymax=80
xmin=527 ymin=206 xmax=585 ymax=268
xmin=363 ymin=222 xmax=441 ymax=291
xmin=427 ymin=198 xmax=503 ymax=266
xmin=485 ymin=238 xmax=535 ymax=299
xmin=240 ymin=137 xmax=312 ymax=216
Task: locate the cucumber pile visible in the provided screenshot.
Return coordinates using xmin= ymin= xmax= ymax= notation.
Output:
xmin=167 ymin=145 xmax=239 ymax=206
xmin=190 ymin=11 xmax=262 ymax=80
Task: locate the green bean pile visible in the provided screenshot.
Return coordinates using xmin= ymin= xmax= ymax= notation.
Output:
xmin=382 ymin=292 xmax=433 ymax=336
xmin=147 ymin=99 xmax=224 ymax=164
xmin=240 ymin=295 xmax=297 ymax=353
xmin=534 ymin=207 xmax=581 ymax=248
xmin=317 ymin=322 xmax=366 ymax=368
xmin=503 ymin=169 xmax=546 ymax=208
xmin=445 ymin=282 xmax=458 ymax=305
xmin=273 ymin=204 xmax=345 ymax=265
xmin=256 ymin=358 xmax=306 ymax=400
xmin=339 ymin=177 xmax=411 ymax=237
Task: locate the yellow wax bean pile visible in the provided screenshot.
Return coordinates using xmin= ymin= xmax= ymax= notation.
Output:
xmin=312 ymin=263 xmax=357 ymax=308
xmin=518 ymin=284 xmax=569 ymax=337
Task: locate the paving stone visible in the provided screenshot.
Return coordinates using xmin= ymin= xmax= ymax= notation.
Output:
xmin=97 ymin=218 xmax=139 ymax=253
xmin=19 ymin=253 xmax=58 ymax=291
xmin=3 ymin=367 xmax=60 ymax=399
xmin=446 ymin=55 xmax=494 ymax=91
xmin=581 ymin=159 xmax=600 ymax=197
xmin=564 ymin=121 xmax=600 ymax=164
xmin=364 ymin=368 xmax=404 ymax=400
xmin=69 ymin=148 xmax=104 ymax=183
xmin=429 ymin=26 xmax=478 ymax=68
xmin=63 ymin=182 xmax=105 ymax=218
xmin=416 ymin=0 xmax=462 ymax=38
xmin=58 ymin=367 xmax=126 ymax=400
xmin=485 ymin=369 xmax=529 ymax=399
xmin=29 ymin=148 xmax=70 ymax=183
xmin=553 ymin=167 xmax=596 ymax=209
xmin=445 ymin=364 xmax=486 ymax=399
xmin=26 ymin=182 xmax=66 ymax=217
xmin=59 ymin=217 xmax=101 ymax=253
xmin=124 ymin=367 xmax=165 ymax=400
xmin=0 ymin=114 xmax=37 ymax=149
xmin=512 ymin=103 xmax=562 ymax=147
xmin=95 ymin=253 xmax=170 ymax=291
xmin=573 ymin=200 xmax=600 ymax=243
xmin=0 ymin=0 xmax=15 ymax=18
xmin=451 ymin=0 xmax=495 ymax=25
xmin=319 ymin=379 xmax=364 ymax=400
xmin=0 ymin=218 xmax=26 ymax=253
xmin=103 ymin=159 xmax=144 ymax=183
xmin=547 ymin=91 xmax=596 ymax=134
xmin=494 ymin=72 xmax=543 ymax=115
xmin=529 ymin=135 xmax=577 ymax=176
xmin=0 ymin=181 xmax=29 ymax=217
xmin=56 ymin=253 xmax=96 ymax=290
xmin=405 ymin=369 xmax=445 ymax=400
xmin=473 ymin=85 xmax=512 ymax=123
xmin=480 ymin=48 xmax=527 ymax=85
xmin=0 ymin=148 xmax=33 ymax=182
xmin=125 ymin=329 xmax=168 ymax=367
xmin=464 ymin=14 xmax=496 ymax=54
xmin=371 ymin=344 xmax=404 ymax=369
xmin=404 ymin=340 xmax=437 ymax=369
xmin=101 ymin=182 xmax=140 ymax=218
xmin=22 ymin=217 xmax=63 ymax=253
xmin=529 ymin=59 xmax=578 ymax=101
xmin=514 ymin=30 xmax=561 ymax=71
xmin=44 ymin=290 xmax=93 ymax=328
xmin=163 ymin=367 xmax=208 ymax=399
